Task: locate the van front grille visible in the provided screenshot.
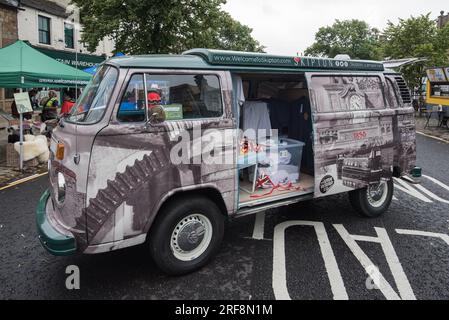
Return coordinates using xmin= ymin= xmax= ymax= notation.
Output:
xmin=394 ymin=76 xmax=412 ymax=104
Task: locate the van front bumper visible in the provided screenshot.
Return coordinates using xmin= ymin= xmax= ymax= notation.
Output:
xmin=36 ymin=189 xmax=77 ymax=256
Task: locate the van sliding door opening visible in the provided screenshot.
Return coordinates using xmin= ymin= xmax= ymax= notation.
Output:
xmin=233 ymin=73 xmax=315 ymax=208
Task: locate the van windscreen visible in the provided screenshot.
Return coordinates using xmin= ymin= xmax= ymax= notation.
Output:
xmin=67 ymin=65 xmax=118 ymax=124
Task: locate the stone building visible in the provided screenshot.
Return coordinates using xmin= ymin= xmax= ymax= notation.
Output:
xmin=0 ymin=0 xmax=18 ymax=111
xmin=0 ymin=0 xmax=115 ymax=112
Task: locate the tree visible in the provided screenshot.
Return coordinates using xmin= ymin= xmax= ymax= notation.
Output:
xmin=381 ymin=14 xmax=449 ymax=92
xmin=304 ymin=20 xmax=382 ymax=60
xmin=71 ymin=0 xmax=264 ymax=54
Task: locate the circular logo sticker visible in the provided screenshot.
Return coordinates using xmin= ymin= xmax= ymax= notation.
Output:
xmin=319 ymin=175 xmax=335 ymax=194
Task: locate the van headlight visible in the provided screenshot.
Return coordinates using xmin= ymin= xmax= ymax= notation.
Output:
xmin=57 ymin=172 xmax=66 ymax=203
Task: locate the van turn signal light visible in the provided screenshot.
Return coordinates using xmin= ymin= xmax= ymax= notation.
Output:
xmin=56 ymin=143 xmax=65 ymax=160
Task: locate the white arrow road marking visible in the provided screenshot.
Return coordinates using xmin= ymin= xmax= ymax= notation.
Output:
xmin=273 ymin=221 xmax=348 ymax=300
xmin=333 ymin=225 xmax=416 ymax=300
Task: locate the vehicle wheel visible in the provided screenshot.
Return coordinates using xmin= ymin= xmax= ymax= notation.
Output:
xmin=148 ymin=195 xmax=225 ymax=275
xmin=348 ymin=179 xmax=393 ymax=218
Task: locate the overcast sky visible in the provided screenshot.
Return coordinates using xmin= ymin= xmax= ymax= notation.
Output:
xmin=222 ymin=0 xmax=448 ymax=56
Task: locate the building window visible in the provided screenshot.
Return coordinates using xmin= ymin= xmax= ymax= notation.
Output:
xmin=38 ymin=15 xmax=51 ymax=45
xmin=64 ymin=23 xmax=74 ymax=49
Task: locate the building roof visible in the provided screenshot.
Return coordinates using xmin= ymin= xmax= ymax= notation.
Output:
xmin=0 ymin=0 xmax=19 ymax=8
xmin=20 ymin=0 xmax=70 ymax=18
xmin=106 ymin=49 xmax=385 ymax=73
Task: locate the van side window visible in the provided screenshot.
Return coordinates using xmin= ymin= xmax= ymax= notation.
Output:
xmin=146 ymin=74 xmax=222 ymax=120
xmin=117 ymin=74 xmax=146 ymax=122
xmin=310 ymin=76 xmax=384 ymax=113
xmin=385 ymin=78 xmax=400 ymax=108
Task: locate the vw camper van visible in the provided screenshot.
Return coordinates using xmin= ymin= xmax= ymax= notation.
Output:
xmin=36 ymin=49 xmax=417 ymax=275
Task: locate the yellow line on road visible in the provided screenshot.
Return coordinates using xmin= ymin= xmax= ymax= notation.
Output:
xmin=0 ymin=171 xmax=48 ymax=191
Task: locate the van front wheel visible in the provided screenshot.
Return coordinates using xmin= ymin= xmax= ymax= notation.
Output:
xmin=348 ymin=179 xmax=393 ymax=218
xmin=148 ymin=196 xmax=225 ymax=275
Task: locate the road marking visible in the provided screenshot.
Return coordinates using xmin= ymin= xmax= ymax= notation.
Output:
xmin=252 ymin=212 xmax=265 ymax=240
xmin=0 ymin=172 xmax=48 ymax=191
xmin=333 ymin=225 xmax=416 ymax=300
xmin=273 ymin=221 xmax=348 ymax=300
xmin=396 ymin=229 xmax=449 ymax=246
xmin=393 ymin=177 xmax=432 ymax=203
xmin=375 ymin=227 xmax=416 ymax=300
xmin=416 ymin=131 xmax=449 ymax=144
xmin=413 ymin=184 xmax=449 ymax=204
xmin=422 ymin=175 xmax=449 ymax=193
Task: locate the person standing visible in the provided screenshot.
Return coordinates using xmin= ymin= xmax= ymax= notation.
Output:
xmin=41 ymin=91 xmax=59 ymax=121
xmin=28 ymin=89 xmax=39 ymax=110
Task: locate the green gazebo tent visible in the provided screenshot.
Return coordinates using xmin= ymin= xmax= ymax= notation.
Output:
xmin=0 ymin=40 xmax=91 ymax=88
xmin=0 ymin=40 xmax=92 ymax=171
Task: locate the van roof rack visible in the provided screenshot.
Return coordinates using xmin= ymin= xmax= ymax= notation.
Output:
xmin=183 ymin=49 xmax=384 ymax=72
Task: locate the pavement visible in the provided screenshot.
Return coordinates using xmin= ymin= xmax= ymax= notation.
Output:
xmin=415 ymin=113 xmax=449 ymax=142
xmin=0 ymin=134 xmax=449 ymax=300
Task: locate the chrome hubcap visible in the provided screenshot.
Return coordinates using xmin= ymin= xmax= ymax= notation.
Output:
xmin=170 ymin=214 xmax=212 ymax=261
xmin=367 ymin=181 xmax=388 ymax=208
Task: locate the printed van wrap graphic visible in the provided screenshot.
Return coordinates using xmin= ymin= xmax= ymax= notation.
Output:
xmin=47 ymin=87 xmax=236 ymax=252
xmin=82 ymin=92 xmax=236 ymax=250
xmin=309 ymin=74 xmax=415 ymax=197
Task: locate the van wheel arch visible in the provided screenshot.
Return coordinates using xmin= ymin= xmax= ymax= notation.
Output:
xmin=145 ymin=187 xmax=229 ymax=235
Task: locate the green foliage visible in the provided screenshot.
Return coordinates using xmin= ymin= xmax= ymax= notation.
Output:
xmin=304 ymin=20 xmax=382 ymax=60
xmin=306 ymin=14 xmax=449 ymax=92
xmin=381 ymin=14 xmax=449 ymax=91
xmin=71 ymin=0 xmax=264 ymax=54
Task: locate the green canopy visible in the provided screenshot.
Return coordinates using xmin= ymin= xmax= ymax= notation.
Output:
xmin=0 ymin=40 xmax=92 ymax=88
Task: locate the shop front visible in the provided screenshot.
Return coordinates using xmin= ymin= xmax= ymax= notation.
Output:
xmin=32 ymin=45 xmax=106 ymax=70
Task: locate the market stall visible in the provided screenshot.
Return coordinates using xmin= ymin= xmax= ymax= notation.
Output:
xmin=0 ymin=40 xmax=92 ymax=170
xmin=425 ymin=67 xmax=449 ymax=128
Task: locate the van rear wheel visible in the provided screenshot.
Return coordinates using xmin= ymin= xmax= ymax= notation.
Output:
xmin=148 ymin=196 xmax=225 ymax=275
xmin=348 ymin=179 xmax=393 ymax=218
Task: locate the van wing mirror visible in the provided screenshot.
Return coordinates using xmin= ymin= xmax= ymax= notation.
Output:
xmin=146 ymin=105 xmax=166 ymax=126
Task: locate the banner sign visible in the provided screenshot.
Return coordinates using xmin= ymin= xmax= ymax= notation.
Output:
xmin=426 ymin=68 xmax=447 ymax=82
xmin=185 ymin=50 xmax=385 ymax=72
xmin=14 ymin=92 xmax=33 ymax=114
